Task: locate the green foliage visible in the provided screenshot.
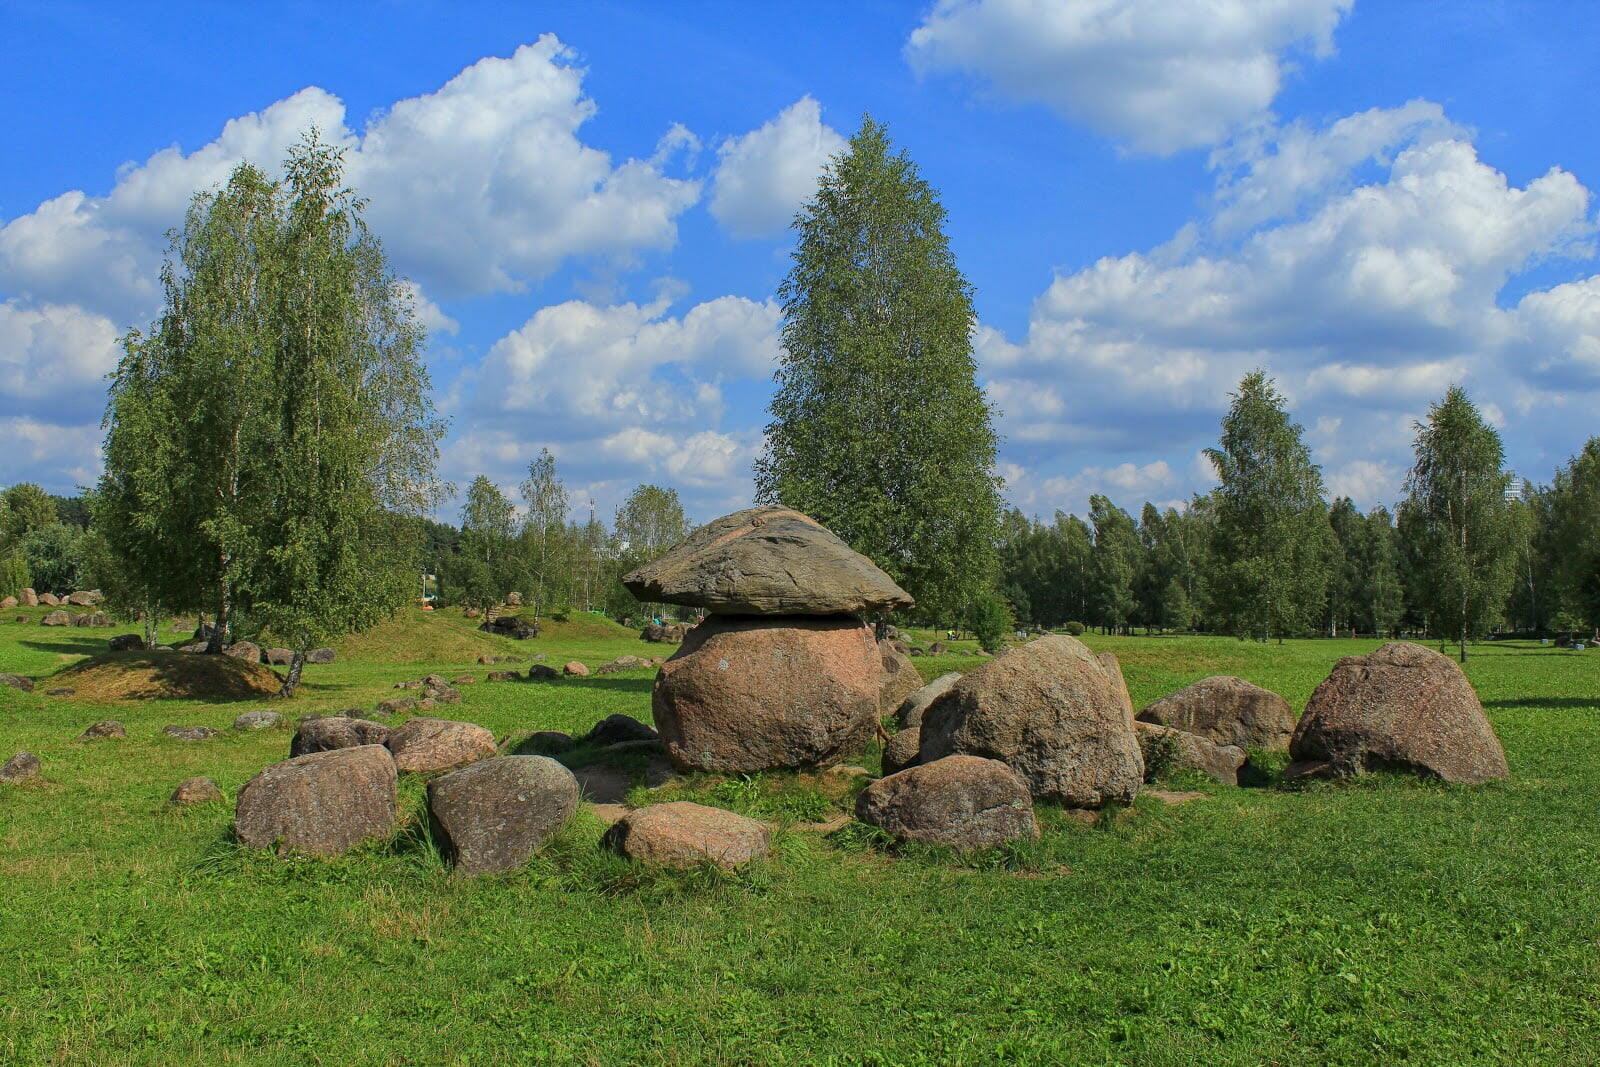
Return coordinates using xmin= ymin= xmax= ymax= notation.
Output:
xmin=1090 ymin=495 xmax=1140 ymax=633
xmin=17 ymin=523 xmax=86 ymax=594
xmin=612 ymin=484 xmax=688 ymax=619
xmin=0 ymin=550 xmax=28 ymax=598
xmin=100 ymin=132 xmax=443 ymax=683
xmin=1402 ymin=386 xmax=1517 ymax=660
xmin=1206 ymin=371 xmax=1332 ymax=641
xmin=1139 ymin=727 xmax=1183 ymax=782
xmin=754 ymin=115 xmax=1001 ymax=624
xmin=0 ymin=483 xmax=57 ymax=546
xmin=519 ymin=448 xmax=570 ymax=618
xmin=965 ymin=588 xmax=1013 ymax=652
xmin=1063 ymin=620 xmax=1086 ymax=636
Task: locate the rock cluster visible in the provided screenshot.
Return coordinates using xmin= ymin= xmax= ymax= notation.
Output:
xmin=632 ymin=507 xmax=914 ymax=775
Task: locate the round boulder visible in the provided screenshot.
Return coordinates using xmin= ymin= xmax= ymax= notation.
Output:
xmin=385 ymin=717 xmax=497 ymax=773
xmin=652 ymin=614 xmax=881 ymax=774
xmin=40 ymin=610 xmax=71 ymax=627
xmin=1287 ymin=642 xmax=1509 ymax=783
xmin=856 ymin=755 xmax=1038 ymax=851
xmin=918 ymin=634 xmax=1144 ymax=808
xmin=234 ymin=745 xmax=397 ymax=854
xmin=222 ymin=641 xmax=261 ymax=664
xmin=234 ymin=710 xmax=284 ymax=731
xmin=290 ymin=716 xmax=389 ymax=756
xmin=562 ymin=661 xmax=590 ymax=677
xmin=427 ymin=756 xmax=579 ymax=874
xmin=109 ymin=634 xmax=144 ymax=652
xmin=601 ymin=801 xmax=770 ymax=869
xmin=1138 ymin=676 xmax=1294 ymax=750
xmin=1 ymin=750 xmax=41 ymax=784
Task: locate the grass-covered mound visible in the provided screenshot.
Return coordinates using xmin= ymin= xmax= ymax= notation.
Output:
xmin=327 ymin=606 xmax=527 ymax=664
xmin=49 ymin=650 xmax=284 ymax=702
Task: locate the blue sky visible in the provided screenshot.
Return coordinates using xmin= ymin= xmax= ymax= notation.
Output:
xmin=3 ymin=0 xmax=1598 ymax=526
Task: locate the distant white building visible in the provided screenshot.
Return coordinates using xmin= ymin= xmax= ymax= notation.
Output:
xmin=1503 ymin=472 xmax=1528 ymax=504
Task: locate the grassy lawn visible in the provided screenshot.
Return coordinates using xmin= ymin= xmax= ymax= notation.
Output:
xmin=2 ymin=610 xmax=1597 ymax=1064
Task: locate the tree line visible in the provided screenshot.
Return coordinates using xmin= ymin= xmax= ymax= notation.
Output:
xmin=997 ymin=373 xmax=1600 ymax=660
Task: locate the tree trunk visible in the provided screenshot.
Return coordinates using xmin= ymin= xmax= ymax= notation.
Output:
xmin=278 ymin=649 xmax=307 ymax=699
xmin=208 ymin=579 xmax=231 ymax=655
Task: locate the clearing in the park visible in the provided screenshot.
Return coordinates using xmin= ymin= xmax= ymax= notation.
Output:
xmin=1 ymin=601 xmax=1596 ymax=1064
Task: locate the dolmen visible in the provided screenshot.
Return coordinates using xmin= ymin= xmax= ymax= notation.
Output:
xmin=625 ymin=506 xmax=914 ymax=774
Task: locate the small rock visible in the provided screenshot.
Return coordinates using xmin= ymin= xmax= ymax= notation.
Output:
xmin=223 ymin=641 xmax=261 ymax=663
xmin=46 ymin=687 xmax=74 ymax=697
xmin=451 ymin=675 xmax=477 ymax=685
xmin=375 ymin=697 xmax=419 ymax=716
xmin=0 ymin=750 xmax=42 ymax=783
xmin=385 ymin=717 xmax=497 ymax=773
xmin=40 ymin=610 xmax=71 ymax=627
xmin=594 ymin=655 xmax=651 ymax=675
xmin=0 ymin=595 xmax=17 ymax=610
xmin=264 ymin=648 xmax=294 ymax=665
xmin=169 ymin=777 xmax=224 ymax=806
xmin=486 ymin=670 xmax=520 ymax=682
xmin=291 ymin=716 xmax=389 ymax=756
xmin=427 ymin=756 xmax=579 ymax=874
xmin=78 ymin=720 xmax=127 ymax=740
xmin=855 ymin=755 xmax=1038 ymax=851
xmin=233 ymin=710 xmax=284 ymax=731
xmin=163 ymin=725 xmax=219 ymax=742
xmin=394 ymin=679 xmax=423 ymax=690
xmin=583 ymin=714 xmax=659 ymax=746
xmin=562 ymin=661 xmax=590 ymax=677
xmin=0 ymin=673 xmax=35 ymax=692
xmin=109 ymin=634 xmax=144 ymax=652
xmin=305 ymin=648 xmax=336 ymax=664
xmin=526 ymin=664 xmax=559 ymax=680
xmin=601 ymin=801 xmax=771 ymax=869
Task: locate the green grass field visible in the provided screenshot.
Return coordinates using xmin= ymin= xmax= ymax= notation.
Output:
xmin=2 ymin=608 xmax=1597 ymax=1064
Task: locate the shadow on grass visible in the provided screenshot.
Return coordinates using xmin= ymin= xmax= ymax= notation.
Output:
xmin=19 ymin=637 xmax=110 ymax=656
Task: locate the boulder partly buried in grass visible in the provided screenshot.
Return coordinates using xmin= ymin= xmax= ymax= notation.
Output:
xmin=601 ymin=801 xmax=770 ymax=869
xmin=78 ymin=720 xmax=127 ymax=741
xmin=918 ymin=635 xmax=1143 ymax=808
xmin=169 ymin=777 xmax=224 ymax=807
xmin=1137 ymin=676 xmax=1295 ymax=750
xmin=163 ymin=725 xmax=219 ymax=742
xmin=385 ymin=717 xmax=497 ymax=773
xmin=291 ymin=716 xmax=389 ymax=756
xmin=583 ymin=715 xmax=658 ymax=746
xmin=427 ymin=756 xmax=579 ymax=874
xmin=0 ymin=750 xmax=41 ymax=784
xmin=856 ymin=755 xmax=1037 ymax=851
xmin=1287 ymin=642 xmax=1509 ymax=784
xmin=1134 ymin=722 xmax=1245 ymax=785
xmin=234 ymin=745 xmax=397 ymax=855
xmin=0 ymin=673 xmax=35 ymax=692
xmin=234 ymin=710 xmax=283 ymax=731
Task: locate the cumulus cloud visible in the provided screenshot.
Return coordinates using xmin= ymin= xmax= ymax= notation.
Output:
xmin=0 ymin=36 xmax=700 ymax=322
xmin=0 ymin=301 xmax=122 ymax=418
xmin=980 ymin=103 xmax=1600 ymax=515
xmin=709 ymin=96 xmax=847 ymax=239
xmin=907 ymin=0 xmax=1353 ymax=154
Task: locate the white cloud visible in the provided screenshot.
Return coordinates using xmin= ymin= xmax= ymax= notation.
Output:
xmin=0 ymin=416 xmax=103 ymax=491
xmin=0 ymin=36 xmax=700 ymax=322
xmin=710 ymin=97 xmax=846 ymax=239
xmin=907 ymin=0 xmax=1353 ymax=154
xmin=980 ymin=103 xmax=1600 ymax=517
xmin=0 ymin=301 xmax=122 ymax=418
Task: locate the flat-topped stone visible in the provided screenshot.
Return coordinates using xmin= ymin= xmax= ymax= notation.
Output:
xmin=622 ymin=506 xmax=913 ymax=615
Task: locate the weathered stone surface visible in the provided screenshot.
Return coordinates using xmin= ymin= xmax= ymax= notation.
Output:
xmin=163 ymin=725 xmax=219 ymax=742
xmin=223 ymin=641 xmax=261 ymax=664
xmin=928 ymin=640 xmax=949 ymax=655
xmin=305 ymin=648 xmax=336 ymax=665
xmin=41 ymin=610 xmax=71 ymax=627
xmin=73 ymin=611 xmax=109 ymax=628
xmin=176 ymin=641 xmax=209 ymax=654
xmin=595 ymin=655 xmax=651 ymax=674
xmin=652 ymin=614 xmax=881 ymax=774
xmin=1134 ymin=721 xmax=1245 ymax=785
xmin=879 ymin=641 xmax=924 ymax=716
xmin=881 ymin=728 xmax=923 ymax=777
xmin=527 ymin=664 xmax=560 ymax=680
xmin=1 ymin=750 xmax=41 ymax=783
xmin=427 ymin=756 xmax=579 ymax=874
xmin=601 ymin=801 xmax=771 ymax=868
xmin=584 ymin=714 xmax=659 ymax=746
xmin=374 ymin=697 xmax=419 ymax=717
xmin=0 ymin=596 xmax=15 ymax=609
xmin=451 ymin=675 xmax=477 ymax=685
xmin=1097 ymin=652 xmax=1135 ymax=728
xmin=78 ymin=720 xmax=126 ymax=740
xmin=856 ymin=755 xmax=1038 ymax=850
xmin=264 ymin=648 xmax=294 ymax=665
xmin=562 ymin=661 xmax=590 ymax=677
xmin=234 ymin=745 xmax=397 ymax=854
xmin=1138 ymin=676 xmax=1294 ymax=750
xmin=385 ymin=717 xmax=497 ymax=773
xmin=918 ymin=634 xmax=1144 ymax=808
xmin=623 ymin=506 xmax=914 ymax=616
xmin=37 ymin=592 xmax=60 ymax=607
xmin=234 ymin=710 xmax=283 ymax=731
xmin=290 ymin=716 xmax=389 ymax=756
xmin=481 ymin=615 xmax=538 ymax=640
xmin=0 ymin=673 xmax=35 ymax=692
xmin=169 ymin=777 xmax=224 ymax=806
xmin=46 ymin=688 xmax=74 ymax=697
xmin=108 ymin=633 xmax=144 ymax=652
xmin=505 ymin=592 xmax=523 ymax=607
xmin=66 ymin=590 xmax=99 ymax=607
xmin=641 ymin=622 xmax=687 ymax=643
xmin=1286 ymin=642 xmax=1509 ymax=783
xmin=894 ymin=672 xmax=962 ymax=731
xmin=485 ymin=670 xmax=520 ymax=682
xmin=19 ymin=588 xmax=37 ymax=607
